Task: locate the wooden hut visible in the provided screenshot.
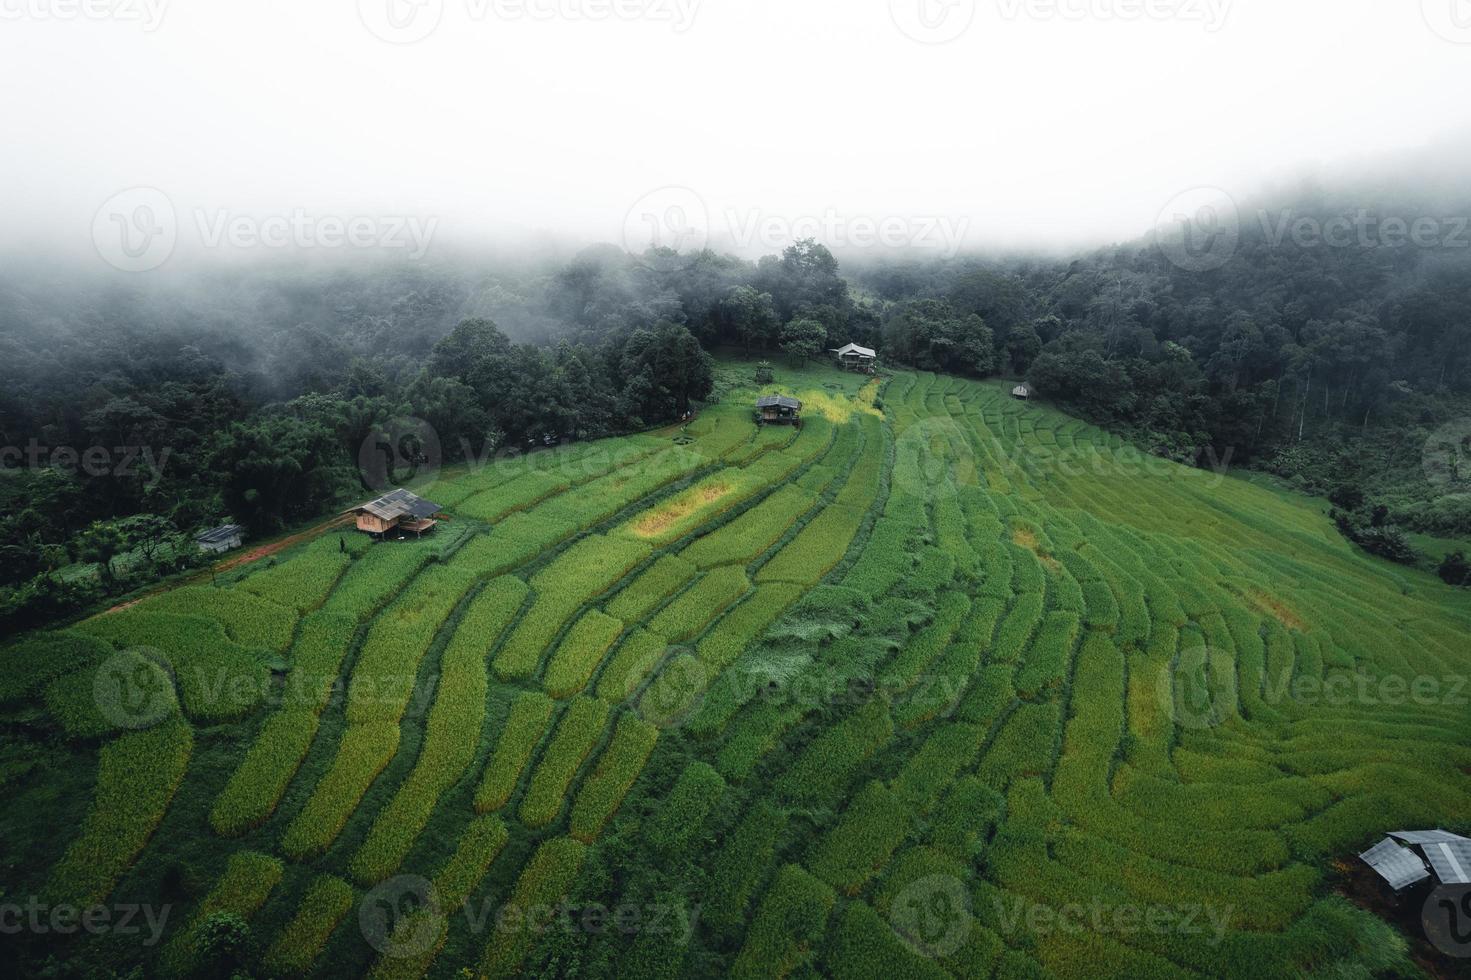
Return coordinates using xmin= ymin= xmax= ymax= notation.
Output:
xmin=350 ymin=488 xmax=442 ymax=538
xmin=755 ymin=395 xmax=802 ymax=426
xmin=832 ymin=343 xmax=877 ymax=373
xmin=1012 ymin=383 xmax=1032 ymax=400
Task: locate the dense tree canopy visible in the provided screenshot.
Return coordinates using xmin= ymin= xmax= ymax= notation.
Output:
xmin=4 ymin=193 xmax=1471 ymax=628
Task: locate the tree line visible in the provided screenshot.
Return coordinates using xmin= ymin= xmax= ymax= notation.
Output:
xmin=5 ymin=199 xmax=1471 ymax=629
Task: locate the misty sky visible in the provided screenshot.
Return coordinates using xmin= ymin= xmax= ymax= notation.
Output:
xmin=3 ymin=0 xmax=1468 ymax=265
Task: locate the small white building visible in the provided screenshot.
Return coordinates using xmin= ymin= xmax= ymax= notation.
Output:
xmin=831 ymin=343 xmax=877 ymax=372
xmin=1012 ymin=383 xmax=1032 ymax=400
xmin=196 ymin=524 xmax=244 ymax=554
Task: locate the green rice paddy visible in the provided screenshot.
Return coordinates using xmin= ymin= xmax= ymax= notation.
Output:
xmin=2 ymin=358 xmax=1468 ymax=978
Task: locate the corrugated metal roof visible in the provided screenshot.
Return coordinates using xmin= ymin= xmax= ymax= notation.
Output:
xmin=1360 ymin=838 xmax=1432 ymax=890
xmin=1422 ymin=841 xmax=1471 ymax=885
xmin=196 ymin=524 xmax=243 ymax=544
xmin=756 ymin=395 xmax=802 ymax=410
xmin=834 ymin=343 xmax=876 ymax=358
xmin=356 ymin=488 xmax=441 ymax=521
xmin=1388 ymin=830 xmax=1470 ymax=845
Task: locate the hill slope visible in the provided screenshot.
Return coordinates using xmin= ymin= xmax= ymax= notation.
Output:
xmin=2 ymin=358 xmax=1468 ymax=978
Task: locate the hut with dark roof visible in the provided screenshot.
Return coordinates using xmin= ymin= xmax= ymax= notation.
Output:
xmin=350 ymin=488 xmax=442 ymax=538
xmin=755 ymin=395 xmax=802 ymax=426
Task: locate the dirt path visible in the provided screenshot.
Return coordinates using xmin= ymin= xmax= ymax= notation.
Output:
xmin=101 ymin=515 xmax=353 ymax=614
xmin=215 ymin=515 xmax=352 ymax=571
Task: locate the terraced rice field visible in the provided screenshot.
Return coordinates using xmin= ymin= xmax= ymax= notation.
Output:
xmin=3 ymin=359 xmax=1469 ymax=978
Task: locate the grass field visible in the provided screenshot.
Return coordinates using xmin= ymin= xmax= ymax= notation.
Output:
xmin=2 ymin=357 xmax=1469 ymax=978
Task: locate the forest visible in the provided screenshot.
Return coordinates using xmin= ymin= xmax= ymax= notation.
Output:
xmin=3 ymin=188 xmax=1471 ymax=632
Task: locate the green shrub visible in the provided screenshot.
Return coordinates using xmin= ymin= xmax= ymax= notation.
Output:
xmin=263 ymin=875 xmax=355 ymax=977
xmin=494 ymin=536 xmax=651 ymax=680
xmin=475 ymin=690 xmax=555 ymax=812
xmin=646 ymin=761 xmax=725 ymax=857
xmin=647 ymin=566 xmax=750 ymax=642
xmin=605 ymin=555 xmax=697 ymax=622
xmin=569 ymin=712 xmax=659 ymax=841
xmin=477 ymin=837 xmax=587 ymax=978
xmin=351 ymin=577 xmax=528 ymax=882
xmin=809 ymin=781 xmax=911 ymax=894
xmin=729 ymin=864 xmax=835 ymax=980
xmin=160 ymin=850 xmax=283 ymax=977
xmin=704 ymin=801 xmax=787 ymax=939
xmin=544 ymin=610 xmax=624 ymax=699
xmin=46 ymin=720 xmax=193 ymax=906
xmin=281 ymin=721 xmax=400 ymax=860
xmin=519 ymin=696 xmax=611 ymax=828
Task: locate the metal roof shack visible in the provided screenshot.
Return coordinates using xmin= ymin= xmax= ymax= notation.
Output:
xmin=1359 ymin=838 xmax=1432 ymax=891
xmin=1360 ymin=829 xmax=1471 ymax=891
xmin=755 ymin=395 xmax=803 ymax=426
xmin=195 ymin=524 xmax=244 ymax=554
xmin=350 ymin=488 xmax=442 ymax=537
xmin=831 ymin=343 xmax=877 ymax=373
xmin=1389 ymin=830 xmax=1471 ymax=885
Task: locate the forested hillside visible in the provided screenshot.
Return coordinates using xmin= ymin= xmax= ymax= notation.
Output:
xmin=4 ymin=187 xmax=1471 ymax=631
